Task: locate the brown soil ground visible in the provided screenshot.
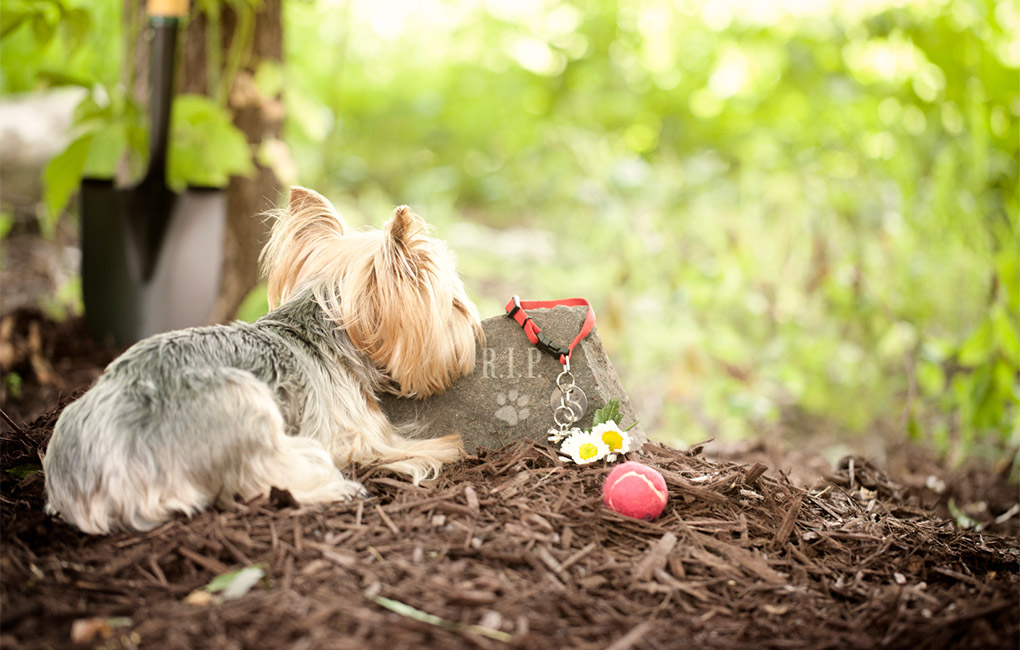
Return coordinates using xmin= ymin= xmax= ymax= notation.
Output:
xmin=1 ymin=311 xmax=1018 ymax=649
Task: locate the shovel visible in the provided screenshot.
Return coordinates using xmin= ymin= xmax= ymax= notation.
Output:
xmin=80 ymin=0 xmax=226 ymax=346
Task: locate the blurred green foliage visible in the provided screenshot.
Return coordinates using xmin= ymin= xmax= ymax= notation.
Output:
xmin=0 ymin=0 xmax=253 ymax=225
xmin=2 ymin=0 xmax=1017 ymax=462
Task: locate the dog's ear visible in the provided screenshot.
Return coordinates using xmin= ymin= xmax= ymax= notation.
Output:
xmin=382 ymin=206 xmax=430 ymax=279
xmin=262 ymin=186 xmax=348 ymax=308
xmin=343 ymin=205 xmax=479 ymax=398
xmin=386 ymin=206 xmax=425 ymax=249
xmin=288 ymin=186 xmax=346 ymax=236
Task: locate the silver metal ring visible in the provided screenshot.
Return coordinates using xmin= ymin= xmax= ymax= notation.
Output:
xmin=553 ymin=403 xmax=578 ymax=426
xmin=550 ymin=385 xmax=588 ymax=422
xmin=556 ymin=371 xmax=576 ymax=391
xmin=559 ymin=385 xmax=580 ymax=409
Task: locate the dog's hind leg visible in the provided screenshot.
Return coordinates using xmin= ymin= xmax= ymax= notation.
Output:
xmin=200 ymin=369 xmax=369 ymax=507
xmin=45 ymin=367 xmax=366 ymax=534
xmin=252 ymin=430 xmax=370 ymax=505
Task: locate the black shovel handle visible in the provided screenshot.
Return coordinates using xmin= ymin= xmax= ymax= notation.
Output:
xmin=143 ymin=0 xmax=188 ymax=188
xmin=131 ymin=0 xmax=188 ymax=279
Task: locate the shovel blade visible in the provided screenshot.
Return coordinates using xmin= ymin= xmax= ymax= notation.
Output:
xmin=81 ymin=179 xmax=227 ymax=346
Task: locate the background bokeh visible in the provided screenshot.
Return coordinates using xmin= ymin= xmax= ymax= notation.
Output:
xmin=2 ymin=0 xmax=1017 ymax=464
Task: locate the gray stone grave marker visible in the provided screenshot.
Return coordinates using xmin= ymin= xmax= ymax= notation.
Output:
xmin=380 ymin=305 xmax=646 ymax=454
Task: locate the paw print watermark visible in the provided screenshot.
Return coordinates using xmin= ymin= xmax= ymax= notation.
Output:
xmin=494 ymin=390 xmax=531 ymax=426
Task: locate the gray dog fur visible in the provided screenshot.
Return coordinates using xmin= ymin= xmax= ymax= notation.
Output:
xmin=44 ymin=292 xmax=398 ymax=533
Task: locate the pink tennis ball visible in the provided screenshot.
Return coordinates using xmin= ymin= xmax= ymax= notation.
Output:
xmin=602 ymin=461 xmax=669 ymax=520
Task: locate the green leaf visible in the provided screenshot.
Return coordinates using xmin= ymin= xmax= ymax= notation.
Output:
xmin=254 ymin=60 xmax=284 ymax=97
xmin=30 ymin=11 xmax=56 ymax=47
xmin=993 ymin=360 xmax=1016 ymax=412
xmin=916 ymin=360 xmax=945 ymax=397
xmin=3 ymin=371 xmax=22 ymax=398
xmin=0 ymin=8 xmax=31 ymax=39
xmin=992 ymin=306 xmax=1020 ymax=364
xmin=43 ymin=133 xmax=93 ymax=223
xmin=41 ymin=276 xmax=82 ymax=321
xmin=906 ymin=410 xmax=921 ymax=440
xmin=60 ymin=7 xmax=91 ymax=52
xmin=205 ymin=565 xmax=265 ymax=600
xmin=83 ymin=122 xmax=128 ymax=178
xmin=5 ymin=463 xmax=40 ymax=479
xmin=957 ymin=320 xmax=993 ymax=367
xmin=34 ymin=67 xmax=94 ymax=87
xmin=592 ymin=398 xmax=621 ymax=428
xmin=0 ymin=211 xmax=13 ymax=240
xmin=877 ymin=321 xmax=917 ymax=361
xmin=996 ymin=249 xmax=1019 ymax=315
xmin=947 ymin=498 xmax=979 ymax=530
xmin=968 ymin=366 xmax=995 ymax=428
xmin=371 ymin=595 xmax=511 ymax=642
xmin=168 ymin=94 xmax=255 ymax=190
xmin=73 ymin=92 xmax=114 ymax=124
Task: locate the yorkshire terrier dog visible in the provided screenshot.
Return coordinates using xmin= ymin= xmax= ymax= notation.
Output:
xmin=44 ymin=187 xmax=482 ymax=534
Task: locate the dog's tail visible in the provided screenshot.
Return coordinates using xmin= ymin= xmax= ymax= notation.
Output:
xmin=376 ymin=432 xmax=464 ymax=484
xmin=331 ymin=414 xmax=463 ymax=485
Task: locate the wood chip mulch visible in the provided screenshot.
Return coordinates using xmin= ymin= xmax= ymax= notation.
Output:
xmin=1 ymin=408 xmax=1018 ymax=650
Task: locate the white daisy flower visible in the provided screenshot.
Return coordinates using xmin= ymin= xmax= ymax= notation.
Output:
xmin=592 ymin=420 xmax=632 ymax=455
xmin=560 ymin=430 xmax=610 ymax=465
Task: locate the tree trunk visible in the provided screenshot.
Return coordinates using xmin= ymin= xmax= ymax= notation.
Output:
xmin=181 ymin=0 xmax=283 ymax=323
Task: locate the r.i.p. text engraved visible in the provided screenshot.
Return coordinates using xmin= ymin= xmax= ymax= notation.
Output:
xmin=480 ymin=347 xmax=544 ymax=380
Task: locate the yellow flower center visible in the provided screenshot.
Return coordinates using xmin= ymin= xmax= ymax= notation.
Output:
xmin=601 ymin=430 xmax=624 ymax=451
xmin=578 ymin=442 xmax=600 ymax=460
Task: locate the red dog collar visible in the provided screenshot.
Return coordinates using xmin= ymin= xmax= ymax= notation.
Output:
xmin=504 ymin=295 xmax=595 ymax=366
